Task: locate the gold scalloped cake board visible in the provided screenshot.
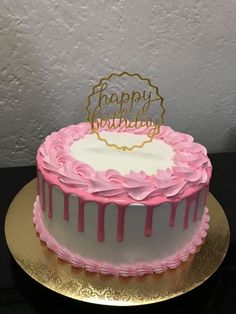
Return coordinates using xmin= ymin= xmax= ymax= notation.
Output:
xmin=5 ymin=179 xmax=230 ymax=306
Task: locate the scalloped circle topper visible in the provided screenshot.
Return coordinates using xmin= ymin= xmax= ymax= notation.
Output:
xmin=86 ymin=72 xmax=166 ymax=151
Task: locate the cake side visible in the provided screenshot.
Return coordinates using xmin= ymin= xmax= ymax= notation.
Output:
xmin=33 ymin=195 xmax=210 ymax=276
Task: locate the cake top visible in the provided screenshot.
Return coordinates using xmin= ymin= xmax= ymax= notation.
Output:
xmin=70 ymin=131 xmax=175 ymax=175
xmin=37 ymin=122 xmax=212 ymax=202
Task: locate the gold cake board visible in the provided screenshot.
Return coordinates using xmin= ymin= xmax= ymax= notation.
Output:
xmin=5 ymin=179 xmax=230 ymax=306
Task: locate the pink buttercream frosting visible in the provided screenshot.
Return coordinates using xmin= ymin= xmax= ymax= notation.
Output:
xmin=37 ymin=122 xmax=212 ymax=201
xmin=33 ymin=196 xmax=210 ymax=276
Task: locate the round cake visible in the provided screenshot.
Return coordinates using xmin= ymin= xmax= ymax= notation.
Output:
xmin=34 ymin=122 xmax=212 ymax=276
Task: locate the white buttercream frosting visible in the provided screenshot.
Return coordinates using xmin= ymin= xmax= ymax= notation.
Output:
xmin=70 ymin=131 xmax=175 ymax=175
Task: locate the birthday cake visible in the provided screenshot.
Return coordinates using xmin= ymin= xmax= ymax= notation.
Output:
xmin=33 ymin=122 xmax=211 ymax=276
xmin=33 ymin=72 xmax=212 ymax=276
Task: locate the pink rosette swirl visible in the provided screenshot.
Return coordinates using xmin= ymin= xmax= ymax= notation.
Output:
xmin=59 ymin=160 xmax=92 ymax=188
xmin=88 ymin=170 xmax=124 ymax=197
xmin=154 ymin=169 xmax=187 ymax=198
xmin=122 ymin=171 xmax=157 ymax=200
xmin=39 ymin=131 xmax=73 ymax=174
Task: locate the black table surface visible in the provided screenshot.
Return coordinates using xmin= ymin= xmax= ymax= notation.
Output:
xmin=0 ymin=153 xmax=236 ymax=314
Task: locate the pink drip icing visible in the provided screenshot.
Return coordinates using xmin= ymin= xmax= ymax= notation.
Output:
xmin=170 ymin=203 xmax=178 ymax=227
xmin=184 ymin=196 xmax=195 ymax=229
xmin=64 ymin=194 xmax=69 ymax=220
xmin=48 ymin=184 xmax=53 ymax=218
xmin=42 ymin=179 xmax=46 ymax=211
xmin=117 ymin=205 xmax=126 ymax=241
xmin=37 ymin=170 xmax=40 ymax=195
xmin=97 ymin=204 xmax=106 ymax=241
xmin=144 ymin=206 xmax=155 ymax=237
xmin=193 ymin=193 xmax=200 ymax=222
xmin=78 ymin=198 xmax=85 ymax=232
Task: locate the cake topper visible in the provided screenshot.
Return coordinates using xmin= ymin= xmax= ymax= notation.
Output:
xmin=86 ymin=72 xmax=165 ymax=151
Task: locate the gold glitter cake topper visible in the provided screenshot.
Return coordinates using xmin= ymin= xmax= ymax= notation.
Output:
xmin=86 ymin=72 xmax=166 ymax=151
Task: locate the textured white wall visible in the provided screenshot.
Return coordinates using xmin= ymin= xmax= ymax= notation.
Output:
xmin=0 ymin=0 xmax=236 ymax=167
